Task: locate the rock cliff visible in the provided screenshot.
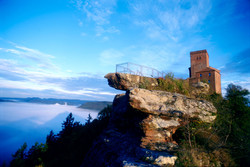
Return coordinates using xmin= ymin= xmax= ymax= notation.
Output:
xmin=105 ymin=73 xmax=210 ymax=98
xmin=105 ymin=73 xmax=158 ymax=90
xmin=82 ymin=73 xmax=217 ymax=167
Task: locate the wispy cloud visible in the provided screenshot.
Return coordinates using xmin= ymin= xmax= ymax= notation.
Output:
xmin=221 ymin=48 xmax=250 ymax=74
xmin=95 ymin=26 xmax=120 ymax=36
xmin=72 ymin=0 xmax=119 ymax=36
xmin=129 ymin=0 xmax=212 ymax=41
xmin=0 ymin=78 xmax=116 ymax=98
xmin=219 ymin=48 xmax=250 ymax=94
xmin=0 ymin=42 xmax=118 ymax=100
xmin=1 ymin=43 xmax=58 ymax=71
xmin=99 ymin=49 xmax=124 ymax=66
xmin=221 ymin=76 xmax=250 ymax=96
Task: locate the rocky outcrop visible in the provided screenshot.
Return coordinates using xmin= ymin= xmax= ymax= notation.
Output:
xmin=82 ymin=85 xmax=217 ymax=166
xmin=129 ymin=88 xmax=216 ymax=154
xmin=81 ymin=73 xmax=217 ymax=166
xmin=105 ymin=73 xmax=158 ymax=90
xmin=105 ymin=73 xmax=211 ymax=98
xmin=190 ymin=82 xmax=210 ymax=97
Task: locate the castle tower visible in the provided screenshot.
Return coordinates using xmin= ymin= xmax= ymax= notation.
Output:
xmin=189 ymin=49 xmax=221 ymax=94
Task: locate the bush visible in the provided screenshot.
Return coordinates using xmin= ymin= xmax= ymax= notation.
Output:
xmin=175 ymin=83 xmax=250 ymax=167
xmin=155 ymin=77 xmax=190 ymax=96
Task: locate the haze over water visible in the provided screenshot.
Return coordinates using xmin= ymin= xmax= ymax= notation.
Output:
xmin=0 ymin=102 xmax=98 ymax=165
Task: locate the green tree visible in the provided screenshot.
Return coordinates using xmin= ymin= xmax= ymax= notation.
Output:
xmin=86 ymin=113 xmax=92 ymax=124
xmin=25 ymin=142 xmax=47 ymax=167
xmin=10 ymin=142 xmax=27 ymax=167
xmin=224 ymin=84 xmax=250 ymax=166
xmin=60 ymin=112 xmax=79 ymax=136
xmin=97 ymin=105 xmax=112 ymax=120
xmin=62 ymin=113 xmax=74 ymax=130
xmin=46 ymin=130 xmax=56 ymax=146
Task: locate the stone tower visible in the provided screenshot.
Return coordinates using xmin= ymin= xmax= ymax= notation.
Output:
xmin=188 ymin=50 xmax=221 ymax=94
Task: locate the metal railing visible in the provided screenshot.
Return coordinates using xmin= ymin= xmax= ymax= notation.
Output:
xmin=116 ymin=62 xmax=166 ymax=78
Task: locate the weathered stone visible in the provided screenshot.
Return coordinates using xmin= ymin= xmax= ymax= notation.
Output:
xmin=105 ymin=73 xmax=158 ymax=90
xmin=190 ymin=82 xmax=210 ymax=97
xmin=81 ymin=75 xmax=217 ymax=167
xmin=135 ymin=148 xmax=177 ymax=166
xmin=129 ymin=88 xmax=216 ymax=122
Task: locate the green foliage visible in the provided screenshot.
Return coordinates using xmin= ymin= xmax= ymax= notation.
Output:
xmin=86 ymin=113 xmax=93 ymax=124
xmin=155 ymin=77 xmax=190 ymax=96
xmin=175 ymin=114 xmax=236 ymax=167
xmin=10 ymin=107 xmax=111 ymax=167
xmin=10 ymin=143 xmax=28 ymax=167
xmin=97 ymin=105 xmax=112 ymax=120
xmin=10 ymin=142 xmax=47 ymax=167
xmin=139 ymin=78 xmax=151 ymax=89
xmin=214 ymin=84 xmax=250 ymax=166
xmin=79 ymin=101 xmax=112 ymax=110
xmin=165 ymin=72 xmax=174 ymax=80
xmin=25 ymin=142 xmax=47 ymax=167
xmin=175 ymin=144 xmax=235 ymax=167
xmin=176 ymin=83 xmax=250 ymax=167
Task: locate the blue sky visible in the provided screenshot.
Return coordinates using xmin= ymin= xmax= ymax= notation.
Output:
xmin=0 ymin=0 xmax=249 ymax=101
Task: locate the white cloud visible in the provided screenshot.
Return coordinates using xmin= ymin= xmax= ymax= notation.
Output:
xmin=221 ymin=73 xmax=250 ymax=96
xmin=78 ymin=20 xmax=83 ymax=26
xmin=82 ymin=0 xmax=116 ymax=25
xmin=14 ymin=45 xmax=54 ymax=59
xmin=0 ymin=42 xmax=117 ymax=99
xmin=103 ymin=36 xmax=109 ymax=41
xmin=1 ymin=43 xmax=58 ymax=71
xmin=72 ymin=0 xmax=119 ymax=36
xmin=0 ymin=78 xmax=116 ymax=98
xmin=129 ymin=0 xmax=212 ymax=41
xmin=0 ymin=58 xmax=116 ymax=98
xmin=99 ymin=49 xmax=124 ymax=66
xmin=81 ymin=32 xmax=87 ymax=36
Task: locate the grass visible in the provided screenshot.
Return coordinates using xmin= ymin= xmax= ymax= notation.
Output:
xmin=138 ymin=75 xmax=191 ymax=96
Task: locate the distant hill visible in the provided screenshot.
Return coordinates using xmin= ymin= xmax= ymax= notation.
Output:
xmin=0 ymin=97 xmax=112 ymax=110
xmin=0 ymin=97 xmax=89 ymax=106
xmin=78 ymin=101 xmax=112 ymax=111
xmin=0 ymin=98 xmax=14 ymax=102
xmin=20 ymin=97 xmax=88 ymax=106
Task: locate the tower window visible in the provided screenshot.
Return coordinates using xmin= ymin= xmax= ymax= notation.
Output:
xmin=200 ymin=74 xmax=202 ymax=77
xmin=209 ymin=73 xmax=211 ymax=76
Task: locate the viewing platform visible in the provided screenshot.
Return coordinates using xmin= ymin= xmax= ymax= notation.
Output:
xmin=116 ymin=62 xmax=166 ymax=78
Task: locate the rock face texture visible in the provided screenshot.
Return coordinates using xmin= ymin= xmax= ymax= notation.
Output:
xmin=82 ymin=74 xmax=217 ymax=167
xmin=105 ymin=73 xmax=210 ymax=98
xmin=190 ymin=82 xmax=210 ymax=97
xmin=129 ymin=88 xmax=216 ymax=154
xmin=105 ymin=73 xmax=158 ymax=90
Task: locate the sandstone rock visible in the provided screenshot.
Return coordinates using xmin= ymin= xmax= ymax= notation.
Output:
xmin=81 ymin=76 xmax=217 ymax=167
xmin=129 ymin=88 xmax=216 ymax=122
xmin=105 ymin=73 xmax=158 ymax=90
xmin=191 ymin=82 xmax=210 ymax=97
xmin=105 ymin=73 xmax=212 ymax=98
xmin=127 ymin=88 xmax=216 ymax=153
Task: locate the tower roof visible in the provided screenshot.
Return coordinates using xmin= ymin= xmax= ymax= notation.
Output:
xmin=195 ymin=67 xmax=221 ymax=73
xmin=190 ymin=49 xmax=207 ymax=55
